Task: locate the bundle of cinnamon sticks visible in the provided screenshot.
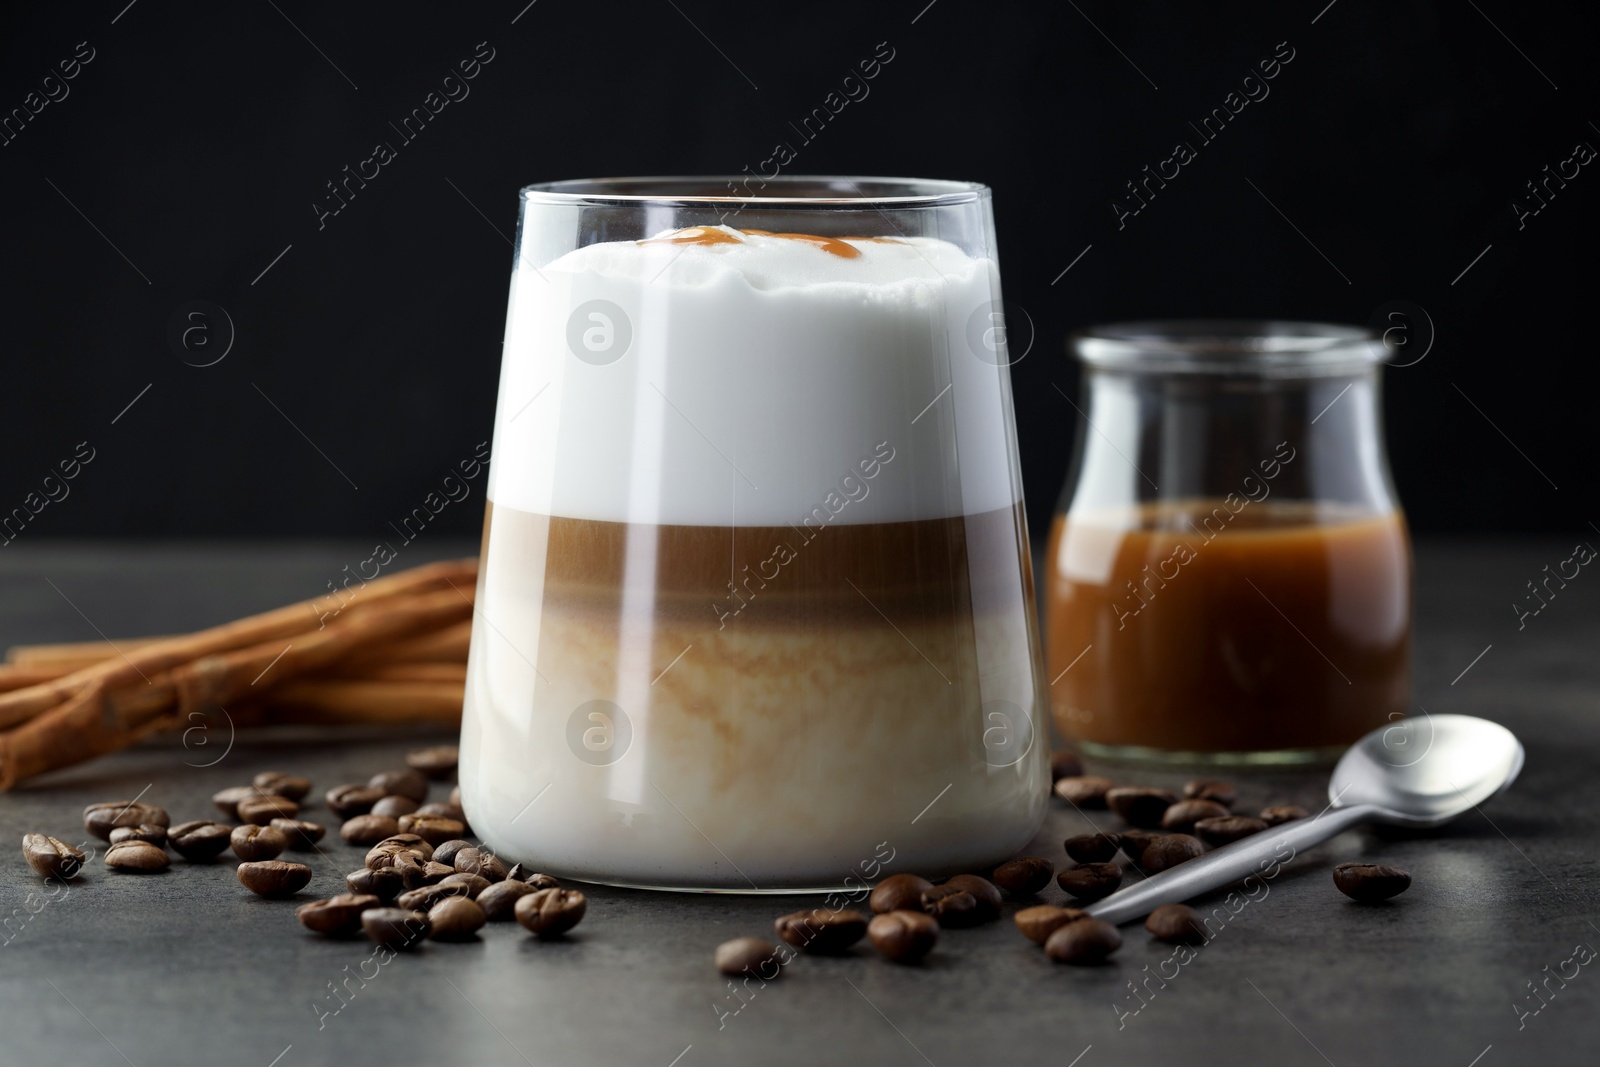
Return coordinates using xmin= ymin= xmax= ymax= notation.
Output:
xmin=0 ymin=558 xmax=478 ymax=792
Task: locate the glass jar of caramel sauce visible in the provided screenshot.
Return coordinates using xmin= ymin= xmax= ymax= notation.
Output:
xmin=1046 ymin=322 xmax=1411 ymax=764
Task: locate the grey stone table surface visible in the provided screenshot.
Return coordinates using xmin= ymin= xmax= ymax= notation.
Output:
xmin=1 ymin=539 xmax=1597 ymax=1067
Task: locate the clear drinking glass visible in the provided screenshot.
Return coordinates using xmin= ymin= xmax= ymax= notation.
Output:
xmin=460 ymin=177 xmax=1048 ymax=891
xmin=1046 ymin=321 xmax=1412 ymax=765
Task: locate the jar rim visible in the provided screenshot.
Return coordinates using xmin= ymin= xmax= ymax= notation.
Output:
xmin=1072 ymin=320 xmax=1386 ymax=375
xmin=520 ymin=175 xmax=987 ymax=207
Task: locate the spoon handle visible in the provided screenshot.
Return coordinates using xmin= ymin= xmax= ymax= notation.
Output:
xmin=1085 ymin=804 xmax=1376 ymax=926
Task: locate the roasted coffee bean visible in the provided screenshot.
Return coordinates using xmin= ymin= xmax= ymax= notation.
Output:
xmin=414 ymin=801 xmax=467 ymax=823
xmin=1260 ymin=804 xmax=1309 ymax=826
xmin=1106 ymin=787 xmax=1180 ymax=828
xmin=397 ymin=882 xmax=472 ymax=912
xmin=514 ymin=887 xmax=587 ymax=939
xmin=1064 ymin=832 xmax=1122 ymax=864
xmin=418 ymin=861 xmax=456 ymax=886
xmin=431 ymin=839 xmax=474 ymax=867
xmin=1194 ymin=815 xmax=1268 ymax=847
xmin=390 ymin=854 xmax=430 ymax=890
xmin=454 ymin=847 xmax=507 ymax=882
xmin=253 ymin=772 xmax=311 ymax=801
xmin=362 ymin=907 xmax=430 ymax=950
xmin=429 ymin=896 xmax=487 ymax=941
xmin=774 ymin=908 xmax=868 ymax=953
xmin=270 ymin=818 xmax=326 ymax=851
xmin=1054 ymin=775 xmax=1114 ymax=808
xmin=237 ymin=860 xmax=313 ymax=898
xmin=943 ymin=874 xmax=1003 ymax=922
xmin=346 ymin=866 xmax=404 ymax=902
xmin=992 ymin=857 xmax=1054 ymax=897
xmin=1014 ymin=904 xmax=1087 ymax=945
xmin=237 ymin=795 xmax=299 ymax=826
xmin=167 ymin=821 xmax=233 ymax=861
xmin=397 ymin=813 xmax=465 ymax=846
xmin=1333 ymin=862 xmax=1411 ymax=902
xmin=869 ymin=873 xmax=932 ymax=914
xmin=920 ymin=884 xmax=980 ymax=928
xmin=1056 ymin=862 xmax=1122 ymax=903
xmin=297 ymin=893 xmax=379 ymax=937
xmin=1142 ymin=834 xmax=1204 ymax=874
xmin=715 ymin=937 xmax=782 ymax=976
xmin=1161 ymin=799 xmax=1231 ymax=833
xmin=371 ymin=795 xmax=419 ymax=819
xmin=108 ymin=824 xmax=167 ymax=847
xmin=1045 ymin=917 xmax=1122 ymax=964
xmin=477 ymin=879 xmax=535 ymax=921
xmin=22 ymin=834 xmax=86 ymax=879
xmin=326 ymin=784 xmax=385 ymax=819
xmin=340 ymin=814 xmax=400 ymax=845
xmin=406 ymin=745 xmax=459 ymax=779
xmin=211 ymin=786 xmax=260 ymax=820
xmin=84 ymin=800 xmax=170 ymax=840
xmin=1145 ymin=903 xmax=1206 ymax=944
xmin=366 ymin=834 xmax=435 ymax=867
xmin=1182 ymin=779 xmax=1237 ymax=808
xmin=439 ymin=872 xmax=491 ymax=899
xmin=1118 ymin=829 xmax=1163 ymax=864
xmin=867 ymin=910 xmax=939 ymax=964
xmin=104 ymin=841 xmax=169 ymax=872
xmin=1050 ymin=749 xmax=1084 ymax=781
xmin=368 ymin=769 xmax=429 ymax=803
xmin=231 ymin=823 xmax=289 ymax=862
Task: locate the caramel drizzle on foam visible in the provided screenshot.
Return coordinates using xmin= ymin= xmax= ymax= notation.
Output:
xmin=638 ymin=226 xmax=904 ymax=259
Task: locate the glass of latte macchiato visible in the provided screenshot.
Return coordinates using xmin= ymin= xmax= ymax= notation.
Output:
xmin=460 ymin=177 xmax=1047 ymax=891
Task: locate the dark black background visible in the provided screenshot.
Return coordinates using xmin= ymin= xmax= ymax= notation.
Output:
xmin=1 ymin=1 xmax=1592 ymax=546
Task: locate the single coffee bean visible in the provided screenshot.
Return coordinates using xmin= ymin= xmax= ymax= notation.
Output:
xmin=237 ymin=794 xmax=299 ymax=826
xmin=1117 ymin=829 xmax=1163 ymax=866
xmin=237 ymin=860 xmax=313 ymax=898
xmin=1142 ymin=834 xmax=1204 ymax=874
xmin=326 ymin=784 xmax=385 ymax=819
xmin=1054 ymin=775 xmax=1114 ymax=808
xmin=297 ymin=893 xmax=379 ymax=937
xmin=522 ymin=871 xmax=562 ymax=890
xmin=414 ymin=801 xmax=467 ymax=823
xmin=715 ymin=937 xmax=783 ymax=976
xmin=1333 ymin=862 xmax=1411 ymax=902
xmin=346 ymin=867 xmax=404 ymax=902
xmin=104 ymin=840 xmax=169 ymax=872
xmin=1161 ymin=799 xmax=1231 ymax=833
xmin=1106 ymin=787 xmax=1180 ymax=828
xmin=406 ymin=745 xmax=459 ymax=779
xmin=362 ymin=907 xmax=430 ymax=950
xmin=368 ymin=769 xmax=429 ymax=803
xmin=431 ymin=839 xmax=474 ymax=867
xmin=920 ymin=885 xmax=980 ymax=928
xmin=1050 ymin=749 xmax=1084 ymax=781
xmin=1145 ymin=903 xmax=1207 ymax=944
xmin=429 ymin=896 xmax=487 ymax=941
xmin=270 ymin=818 xmax=326 ymax=851
xmin=418 ymin=861 xmax=456 ymax=886
xmin=774 ymin=908 xmax=869 ymax=953
xmin=1014 ymin=904 xmax=1087 ymax=945
xmin=869 ymin=873 xmax=933 ymax=914
xmin=371 ymin=795 xmax=419 ymax=819
xmin=477 ymin=878 xmax=535 ymax=921
xmin=22 ymin=834 xmax=86 ymax=879
xmin=1045 ymin=917 xmax=1122 ymax=964
xmin=108 ymin=824 xmax=167 ymax=847
xmin=397 ymin=882 xmax=471 ymax=912
xmin=211 ymin=786 xmax=260 ymax=820
xmin=366 ymin=834 xmax=435 ymax=867
xmin=84 ymin=800 xmax=170 ymax=840
xmin=439 ymin=873 xmax=491 ymax=899
xmin=1064 ymin=832 xmax=1122 ymax=864
xmin=1260 ymin=804 xmax=1309 ymax=826
xmin=340 ymin=814 xmax=400 ymax=846
xmin=992 ymin=857 xmax=1055 ymax=897
xmin=1056 ymin=862 xmax=1122 ymax=903
xmin=390 ymin=854 xmax=429 ymax=890
xmin=397 ymin=813 xmax=465 ymax=846
xmin=167 ymin=821 xmax=233 ymax=861
xmin=231 ymin=823 xmax=289 ymax=862
xmin=867 ymin=910 xmax=939 ymax=964
xmin=454 ymin=847 xmax=507 ymax=882
xmin=515 ymin=887 xmax=587 ymax=939
xmin=1182 ymin=779 xmax=1237 ymax=808
xmin=252 ymin=771 xmax=311 ymax=801
xmin=1194 ymin=815 xmax=1269 ymax=847
xmin=943 ymin=874 xmax=1003 ymax=922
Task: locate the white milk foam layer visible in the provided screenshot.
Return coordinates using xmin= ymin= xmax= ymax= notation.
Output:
xmin=488 ymin=226 xmax=1022 ymax=526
